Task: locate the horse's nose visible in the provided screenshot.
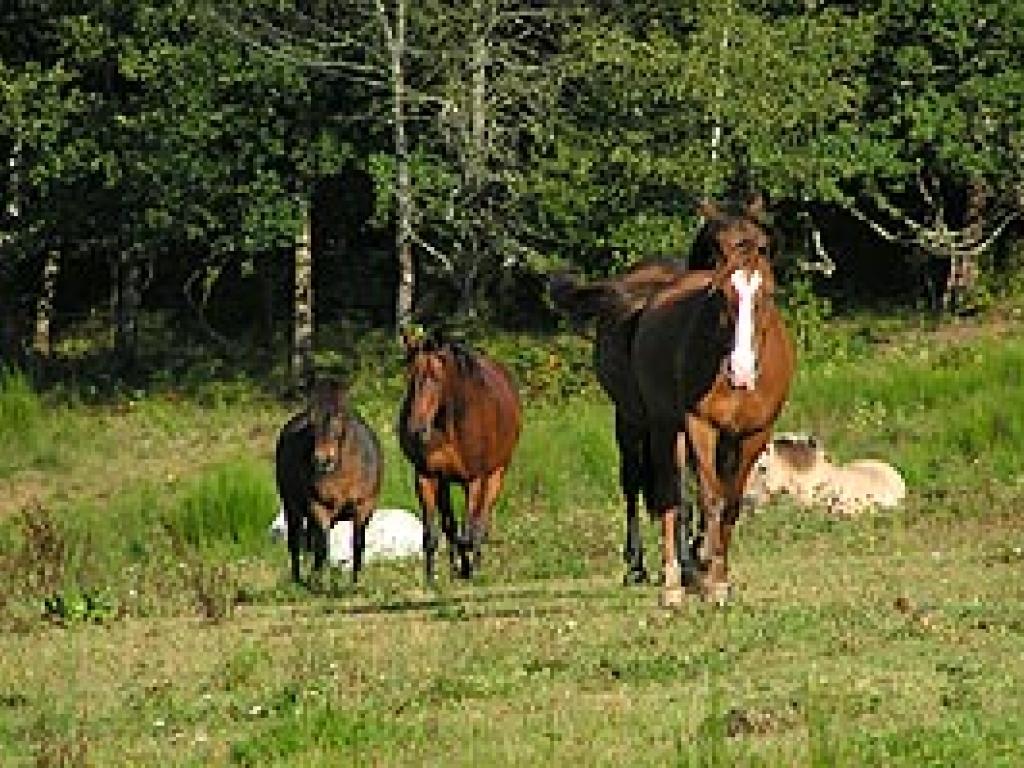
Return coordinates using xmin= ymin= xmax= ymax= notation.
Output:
xmin=411 ymin=424 xmax=432 ymax=443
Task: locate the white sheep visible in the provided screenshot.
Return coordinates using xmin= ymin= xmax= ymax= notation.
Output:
xmin=269 ymin=507 xmax=423 ymax=568
xmin=744 ymin=433 xmax=906 ymax=516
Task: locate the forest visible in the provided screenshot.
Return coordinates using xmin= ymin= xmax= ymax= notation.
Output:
xmin=4 ymin=0 xmax=1024 ymax=382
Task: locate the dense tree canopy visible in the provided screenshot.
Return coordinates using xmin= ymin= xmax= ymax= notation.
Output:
xmin=3 ymin=0 xmax=1024 ymax=368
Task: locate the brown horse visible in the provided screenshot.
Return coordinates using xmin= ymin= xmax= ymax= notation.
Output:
xmin=275 ymin=379 xmax=383 ymax=585
xmin=551 ymin=195 xmax=795 ymax=605
xmin=398 ymin=331 xmax=522 ymax=582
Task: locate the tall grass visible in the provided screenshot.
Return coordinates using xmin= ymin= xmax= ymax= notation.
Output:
xmin=780 ymin=336 xmax=1024 ymax=488
xmin=0 ymin=367 xmax=45 ymax=475
xmin=169 ymin=457 xmax=279 ymax=553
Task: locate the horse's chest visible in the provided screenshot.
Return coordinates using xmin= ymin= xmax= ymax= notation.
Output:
xmin=315 ymin=473 xmax=370 ymax=512
xmin=420 ymin=440 xmax=468 ymax=478
xmin=694 ymin=384 xmax=774 ymax=434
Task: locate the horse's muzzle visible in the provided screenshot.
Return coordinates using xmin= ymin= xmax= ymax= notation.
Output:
xmin=313 ymin=455 xmax=339 ymax=476
xmin=410 ymin=425 xmax=434 ymax=445
xmin=726 ymin=361 xmax=758 ymax=390
xmin=729 ymin=371 xmax=757 ymax=390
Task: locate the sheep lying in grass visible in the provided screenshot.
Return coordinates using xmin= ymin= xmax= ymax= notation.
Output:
xmin=269 ymin=507 xmax=423 ymax=569
xmin=744 ymin=433 xmax=906 ymax=516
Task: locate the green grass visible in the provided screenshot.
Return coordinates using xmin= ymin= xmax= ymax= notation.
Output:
xmin=1 ymin=316 xmax=1024 ymax=765
xmin=172 ymin=458 xmax=280 ymax=553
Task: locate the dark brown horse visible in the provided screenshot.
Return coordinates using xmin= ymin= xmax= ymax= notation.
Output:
xmin=551 ymin=196 xmax=795 ymax=605
xmin=398 ymin=331 xmax=522 ymax=582
xmin=275 ymin=379 xmax=383 ymax=585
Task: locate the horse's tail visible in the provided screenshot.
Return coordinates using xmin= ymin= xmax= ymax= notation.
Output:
xmin=549 ymin=261 xmax=688 ymax=327
xmin=548 ymin=272 xmax=634 ymax=325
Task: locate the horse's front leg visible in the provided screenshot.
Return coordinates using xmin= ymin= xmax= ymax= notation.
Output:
xmin=309 ymin=500 xmax=332 ymax=580
xmin=685 ymin=415 xmax=730 ymax=605
xmin=719 ymin=428 xmax=772 ymax=570
xmin=459 ymin=477 xmax=488 ymax=578
xmin=350 ymin=505 xmax=372 ymax=585
xmin=415 ymin=474 xmax=442 ymax=585
xmin=617 ymin=412 xmax=648 ymax=585
xmin=281 ymin=497 xmax=307 ymax=584
xmin=466 ymin=467 xmax=506 ymax=577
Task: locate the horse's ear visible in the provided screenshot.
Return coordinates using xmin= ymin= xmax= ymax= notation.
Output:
xmin=425 ymin=327 xmax=444 ymax=351
xmin=400 ymin=325 xmax=422 ymax=360
xmin=745 ymin=193 xmax=765 ymax=218
xmin=698 ymin=198 xmax=721 ymax=221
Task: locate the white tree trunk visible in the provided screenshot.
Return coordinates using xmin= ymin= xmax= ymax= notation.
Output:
xmin=291 ymin=198 xmax=314 ymax=388
xmin=386 ymin=0 xmax=415 ymax=331
xmin=33 ymin=249 xmax=59 ymax=357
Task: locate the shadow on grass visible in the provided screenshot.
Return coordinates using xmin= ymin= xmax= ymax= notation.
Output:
xmin=245 ymin=573 xmax=636 ymax=622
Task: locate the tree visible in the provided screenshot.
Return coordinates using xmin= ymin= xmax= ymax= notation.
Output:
xmin=838 ymin=0 xmax=1024 ymax=309
xmin=3 ymin=0 xmax=351 ymax=378
xmin=218 ymin=0 xmax=567 ymax=324
xmin=528 ymin=2 xmax=878 ymax=274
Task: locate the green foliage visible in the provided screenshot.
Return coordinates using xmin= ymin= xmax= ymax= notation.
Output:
xmin=41 ymin=587 xmax=119 ymax=626
xmin=779 ymin=275 xmax=835 ymax=358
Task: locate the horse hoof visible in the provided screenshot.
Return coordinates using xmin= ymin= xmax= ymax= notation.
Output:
xmin=659 ymin=586 xmax=685 ymax=609
xmin=702 ymin=580 xmax=733 ymax=606
xmin=623 ymin=568 xmax=650 ymax=586
xmin=681 ymin=566 xmax=702 ymax=594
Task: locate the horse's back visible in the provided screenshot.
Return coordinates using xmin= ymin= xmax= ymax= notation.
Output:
xmin=477 ymin=356 xmax=522 ymax=455
xmin=455 ymin=355 xmax=522 ymax=475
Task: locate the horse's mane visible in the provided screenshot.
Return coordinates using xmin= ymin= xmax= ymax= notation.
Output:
xmin=445 ymin=340 xmax=485 ymax=379
xmin=309 ymin=378 xmax=346 ymax=416
xmin=418 ymin=333 xmax=485 ymax=380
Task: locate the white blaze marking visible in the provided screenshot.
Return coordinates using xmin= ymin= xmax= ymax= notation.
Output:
xmin=729 ymin=270 xmax=762 ymax=390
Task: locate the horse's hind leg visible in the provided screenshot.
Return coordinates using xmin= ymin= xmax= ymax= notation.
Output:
xmin=675 ymin=432 xmax=701 ymax=590
xmin=351 ymin=506 xmax=371 ymax=585
xmin=617 ymin=412 xmax=648 ymax=585
xmin=686 ymin=415 xmax=732 ymax=605
xmin=720 ymin=428 xmax=772 ymax=569
xmin=311 ymin=522 xmax=329 ymax=573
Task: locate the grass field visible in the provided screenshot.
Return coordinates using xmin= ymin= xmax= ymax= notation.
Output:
xmin=1 ymin=311 xmax=1023 ymax=766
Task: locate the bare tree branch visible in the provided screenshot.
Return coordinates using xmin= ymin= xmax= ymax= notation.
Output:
xmin=842 ymin=189 xmax=1019 ymax=259
xmin=410 ymin=229 xmax=454 ymax=273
